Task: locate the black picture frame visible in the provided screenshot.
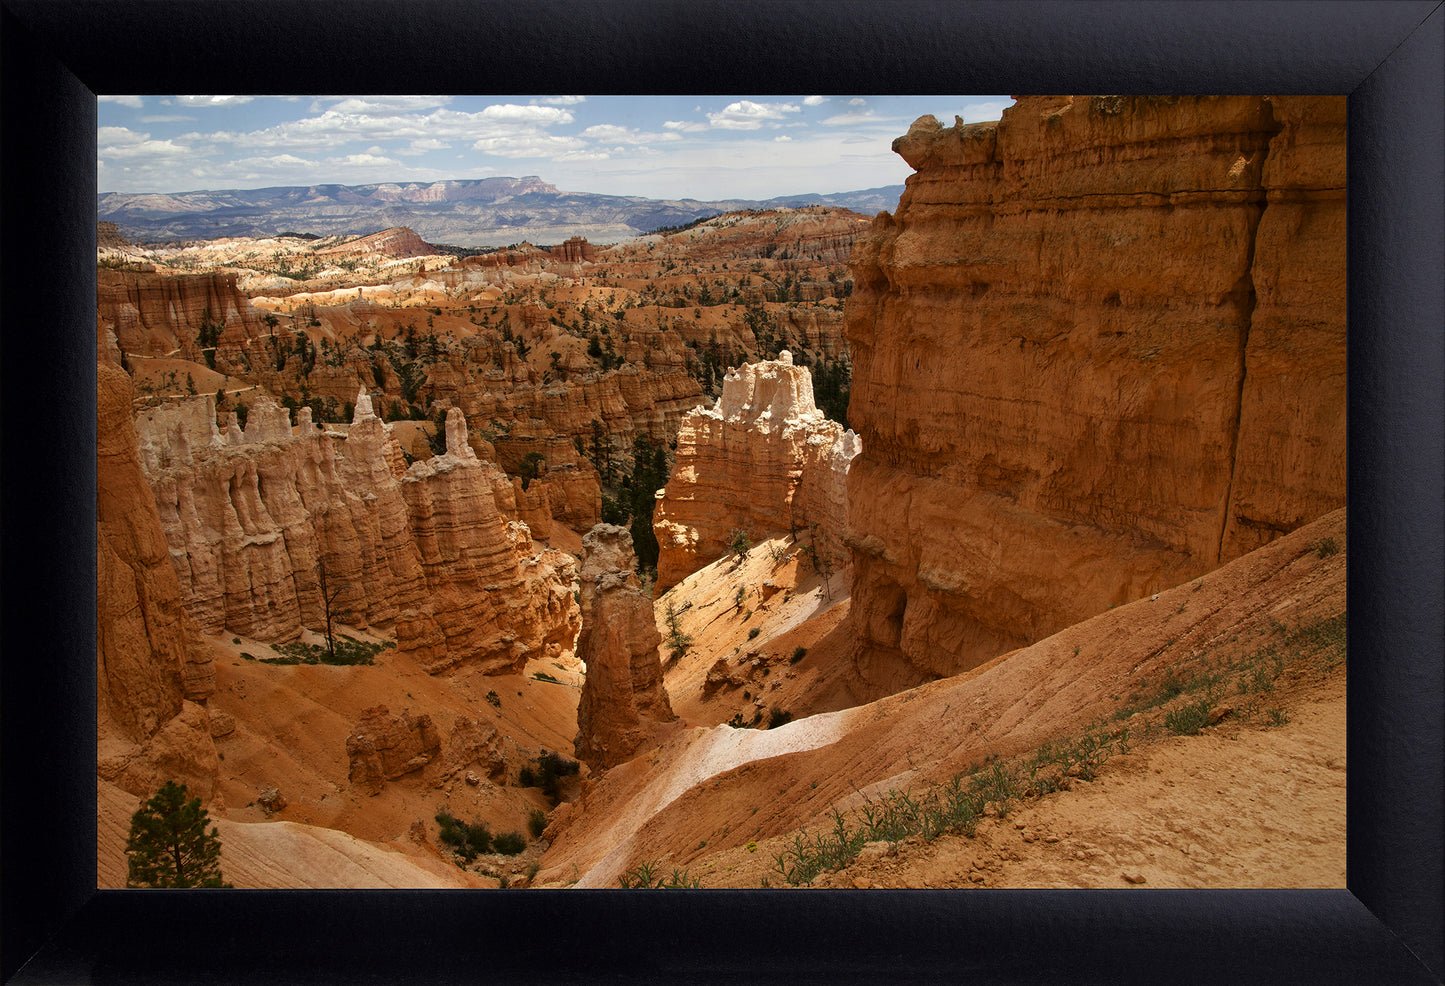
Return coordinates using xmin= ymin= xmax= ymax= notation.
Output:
xmin=2 ymin=2 xmax=1440 ymax=983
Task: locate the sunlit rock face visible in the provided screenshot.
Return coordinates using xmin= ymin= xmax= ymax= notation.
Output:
xmin=844 ymin=96 xmax=1345 ymax=686
xmin=653 ymin=353 xmax=861 ymax=590
xmin=135 ymin=390 xmax=580 ymax=675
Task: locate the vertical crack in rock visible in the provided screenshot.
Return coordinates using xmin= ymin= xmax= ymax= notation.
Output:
xmin=1215 ymin=102 xmax=1283 ymax=568
xmin=574 ymin=524 xmax=676 ymax=771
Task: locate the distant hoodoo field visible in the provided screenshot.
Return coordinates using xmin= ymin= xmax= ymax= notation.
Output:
xmin=98 ymin=95 xmax=1345 ymax=893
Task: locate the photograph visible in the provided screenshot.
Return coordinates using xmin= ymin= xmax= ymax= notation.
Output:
xmin=2 ymin=2 xmax=1438 ymax=982
xmin=94 ymin=93 xmax=1348 ymax=893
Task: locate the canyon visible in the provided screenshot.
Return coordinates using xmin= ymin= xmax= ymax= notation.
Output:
xmin=97 ymin=96 xmax=1345 ymax=894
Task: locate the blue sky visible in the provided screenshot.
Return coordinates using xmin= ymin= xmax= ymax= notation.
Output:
xmin=97 ymin=95 xmax=1013 ymax=200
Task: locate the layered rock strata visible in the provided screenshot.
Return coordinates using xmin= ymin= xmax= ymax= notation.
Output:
xmin=316 ymin=226 xmax=431 ymax=259
xmin=97 ymin=361 xmax=220 ymax=800
xmin=136 ymin=389 xmax=580 ymax=674
xmin=574 ymin=525 xmax=676 ymax=771
xmin=845 ymin=95 xmax=1345 ymax=684
xmin=653 ymin=353 xmax=862 ymax=591
xmin=97 ymin=268 xmax=269 ymax=357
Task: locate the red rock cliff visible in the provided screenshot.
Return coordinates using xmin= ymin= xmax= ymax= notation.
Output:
xmin=97 ymin=361 xmax=220 ymax=800
xmin=97 ymin=268 xmax=269 ymax=357
xmin=845 ymin=95 xmax=1344 ymax=687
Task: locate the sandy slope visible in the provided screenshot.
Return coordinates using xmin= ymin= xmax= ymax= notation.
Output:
xmin=536 ymin=509 xmax=1346 ymax=889
xmin=100 ymin=625 xmax=587 ymax=889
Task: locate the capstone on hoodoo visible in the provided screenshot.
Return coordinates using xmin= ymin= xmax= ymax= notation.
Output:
xmin=652 ymin=352 xmax=861 ymax=591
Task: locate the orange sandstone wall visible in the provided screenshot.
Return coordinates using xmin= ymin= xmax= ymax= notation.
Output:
xmin=844 ymin=95 xmax=1345 ymax=687
xmin=97 ymin=361 xmax=220 ymax=800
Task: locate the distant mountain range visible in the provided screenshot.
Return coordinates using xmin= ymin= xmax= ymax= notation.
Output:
xmin=96 ymin=176 xmax=905 ymax=248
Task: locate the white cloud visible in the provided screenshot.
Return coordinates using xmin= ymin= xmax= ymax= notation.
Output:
xmin=139 ymin=114 xmax=195 ymax=123
xmin=174 ymin=95 xmax=254 ymax=107
xmin=104 ymin=138 xmax=199 ymax=160
xmin=820 ymin=111 xmax=893 ymax=127
xmin=330 ymin=152 xmax=402 ymax=169
xmin=192 ymin=103 xmax=578 ymax=155
xmin=803 ymin=95 xmax=827 ymax=107
xmin=773 ymin=135 xmax=792 ymax=142
xmin=99 ymin=95 xmax=143 ymax=108
xmin=537 ymin=95 xmax=586 ymax=106
xmin=321 ymin=96 xmax=452 ymax=115
xmin=555 ymin=149 xmax=612 ymax=162
xmin=663 ymin=119 xmax=707 ymax=133
xmin=470 ymin=132 xmax=587 ymax=158
xmin=706 ymin=100 xmax=801 ymax=130
xmin=98 ymin=126 xmax=147 ymax=145
xmin=396 ymin=137 xmax=452 ymax=156
xmin=848 ymin=98 xmax=867 ymax=107
xmin=476 ymin=103 xmax=574 ymax=125
xmin=580 ymin=124 xmax=682 ymax=146
xmin=580 ymin=124 xmax=632 ymax=141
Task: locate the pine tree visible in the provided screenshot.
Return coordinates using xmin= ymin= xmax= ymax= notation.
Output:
xmin=124 ymin=781 xmax=231 ymax=888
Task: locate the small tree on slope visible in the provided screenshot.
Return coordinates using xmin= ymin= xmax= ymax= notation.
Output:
xmin=124 ymin=781 xmax=231 ymax=888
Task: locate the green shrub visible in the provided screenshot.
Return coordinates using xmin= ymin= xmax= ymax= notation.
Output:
xmin=748 ymin=627 xmax=761 ymax=640
xmin=519 ymin=750 xmax=580 ymax=803
xmin=493 ymin=831 xmax=526 ymax=855
xmin=435 ymin=810 xmax=492 ymax=862
xmin=528 ymin=808 xmax=548 ymax=839
xmin=767 ymin=707 xmax=793 ymax=729
xmin=791 ymin=646 xmax=807 ymax=663
xmin=1165 ymin=698 xmax=1213 ymax=736
xmin=262 ymin=636 xmax=389 ymax=667
xmin=727 ymin=528 xmax=752 ymax=557
xmin=1311 ymin=536 xmax=1340 ymax=558
xmin=618 ymin=861 xmax=702 ymax=889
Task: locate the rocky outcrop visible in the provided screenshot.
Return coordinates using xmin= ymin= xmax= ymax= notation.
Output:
xmin=97 ymin=268 xmax=269 ymax=357
xmin=844 ymin=96 xmax=1345 ymax=685
xmin=643 ymin=207 xmax=869 ymax=266
xmin=316 ymin=225 xmax=431 ymax=259
xmin=548 ymin=236 xmax=597 ymax=263
xmin=136 ymin=390 xmax=581 ymax=674
xmin=344 ymin=705 xmax=443 ymax=795
xmin=574 ymin=525 xmax=676 ymax=771
xmin=441 ymin=716 xmax=513 ymax=784
xmin=653 ymin=353 xmax=861 ymax=590
xmin=96 ymin=361 xmax=220 ymax=800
